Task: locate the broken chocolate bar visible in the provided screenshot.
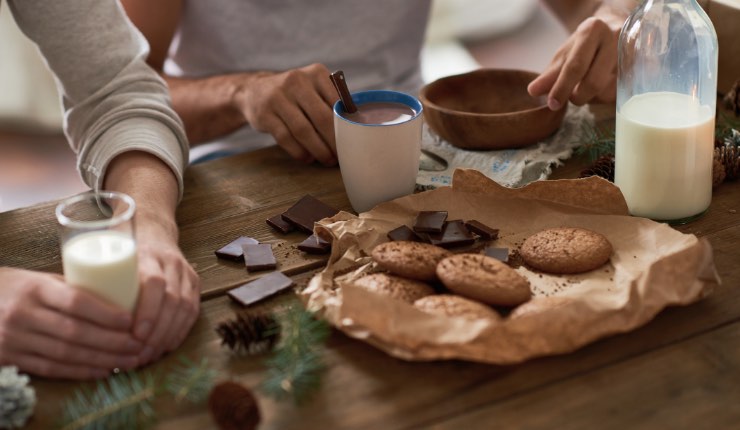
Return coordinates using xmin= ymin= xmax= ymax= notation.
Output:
xmin=281 ymin=195 xmax=339 ymax=234
xmin=465 ymin=220 xmax=499 ymax=240
xmin=215 ymin=236 xmax=259 ymax=261
xmin=484 ymin=247 xmax=509 ymax=263
xmin=266 ymin=214 xmax=295 ymax=234
xmin=426 ymin=220 xmax=476 ymax=248
xmin=297 ymin=234 xmax=331 ymax=254
xmin=413 ymin=211 xmax=448 ymax=233
xmin=227 ymin=272 xmax=294 ymax=306
xmin=387 ymin=225 xmax=424 ymax=242
xmin=242 ymin=243 xmax=277 ymax=272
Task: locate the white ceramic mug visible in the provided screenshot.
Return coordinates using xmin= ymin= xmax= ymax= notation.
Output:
xmin=333 ymin=90 xmax=423 ymax=213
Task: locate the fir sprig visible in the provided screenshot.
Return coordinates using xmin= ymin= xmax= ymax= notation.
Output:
xmin=260 ymin=305 xmax=330 ymax=404
xmin=59 ymin=371 xmax=158 ymax=430
xmin=165 ymin=357 xmax=218 ymax=404
xmin=574 ymin=122 xmax=615 ymax=162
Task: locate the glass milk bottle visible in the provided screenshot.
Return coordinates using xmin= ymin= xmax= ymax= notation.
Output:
xmin=615 ymin=0 xmax=718 ymax=224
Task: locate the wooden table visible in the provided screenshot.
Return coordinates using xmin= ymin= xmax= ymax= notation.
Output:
xmin=3 ymin=125 xmax=740 ymax=430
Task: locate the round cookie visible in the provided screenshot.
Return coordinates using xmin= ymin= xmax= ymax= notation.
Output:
xmin=520 ymin=227 xmax=612 ymax=274
xmin=436 ymin=254 xmax=531 ymax=306
xmin=414 ymin=295 xmax=501 ymax=321
xmin=371 ymin=241 xmax=452 ymax=281
xmin=352 ymin=273 xmax=435 ymax=304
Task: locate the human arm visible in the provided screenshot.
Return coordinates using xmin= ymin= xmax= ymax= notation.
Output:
xmin=7 ymin=0 xmax=199 ymax=366
xmin=121 ymin=0 xmax=339 ymax=165
xmin=528 ymin=0 xmax=637 ymax=110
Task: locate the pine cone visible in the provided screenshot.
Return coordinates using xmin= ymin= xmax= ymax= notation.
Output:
xmin=712 ymin=157 xmax=726 ymax=187
xmin=216 ymin=312 xmax=280 ymax=355
xmin=715 ymin=144 xmax=740 ymax=182
xmin=724 ymin=78 xmax=740 ymax=116
xmin=579 ymin=154 xmax=615 ymax=182
xmin=208 ymin=381 xmax=260 ymax=430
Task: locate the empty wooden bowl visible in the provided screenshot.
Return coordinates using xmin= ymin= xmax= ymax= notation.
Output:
xmin=419 ymin=69 xmax=567 ymax=150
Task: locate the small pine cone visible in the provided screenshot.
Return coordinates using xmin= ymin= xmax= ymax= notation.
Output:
xmin=579 ymin=154 xmax=615 ymax=182
xmin=713 ymin=157 xmax=726 ymax=187
xmin=724 ymin=78 xmax=740 ymax=116
xmin=208 ymin=381 xmax=260 ymax=430
xmin=716 ymin=145 xmax=740 ymax=181
xmin=216 ymin=312 xmax=280 ymax=355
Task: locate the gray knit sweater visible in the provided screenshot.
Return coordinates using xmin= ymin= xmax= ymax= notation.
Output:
xmin=5 ymin=0 xmax=188 ymax=198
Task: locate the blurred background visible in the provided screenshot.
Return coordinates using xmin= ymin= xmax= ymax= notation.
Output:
xmin=0 ymin=0 xmax=567 ymax=212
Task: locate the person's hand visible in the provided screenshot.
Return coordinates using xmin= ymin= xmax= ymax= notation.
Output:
xmin=234 ymin=63 xmax=338 ymax=166
xmin=131 ymin=215 xmax=200 ymax=365
xmin=0 ymin=268 xmax=143 ymax=380
xmin=528 ymin=16 xmax=622 ymax=110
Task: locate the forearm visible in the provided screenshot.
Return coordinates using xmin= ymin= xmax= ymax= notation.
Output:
xmin=103 ymin=151 xmax=179 ymax=241
xmin=544 ymin=0 xmax=636 ymax=32
xmin=165 ymin=72 xmax=265 ymax=145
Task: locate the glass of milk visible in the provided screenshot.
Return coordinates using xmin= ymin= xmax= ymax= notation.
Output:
xmin=615 ymin=0 xmax=718 ymax=224
xmin=55 ymin=191 xmax=139 ymax=312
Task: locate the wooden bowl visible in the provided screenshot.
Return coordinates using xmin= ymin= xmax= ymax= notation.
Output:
xmin=419 ymin=69 xmax=567 ymax=150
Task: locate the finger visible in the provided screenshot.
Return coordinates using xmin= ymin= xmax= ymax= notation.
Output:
xmin=7 ymin=329 xmax=138 ymax=370
xmin=144 ymin=260 xmax=182 ymax=360
xmin=528 ymin=62 xmax=562 ymax=98
xmin=295 ymin=88 xmax=336 ymax=155
xmin=547 ymin=36 xmax=600 ymax=111
xmin=24 ymin=307 xmax=143 ymax=354
xmin=133 ymin=255 xmax=166 ymax=340
xmin=5 ymin=350 xmax=109 ymax=380
xmin=570 ymin=40 xmax=618 ymax=105
xmin=166 ymin=266 xmax=200 ymax=351
xmin=34 ymin=278 xmax=132 ymax=330
xmin=263 ymin=115 xmax=314 ymax=163
xmin=278 ymin=101 xmax=335 ymax=165
xmin=594 ymin=77 xmax=617 ymax=103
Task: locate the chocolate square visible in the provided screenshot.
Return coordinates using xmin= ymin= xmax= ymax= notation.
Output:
xmin=281 ymin=195 xmax=339 ymax=234
xmin=297 ymin=234 xmax=331 ymax=254
xmin=484 ymin=247 xmax=509 ymax=263
xmin=413 ymin=211 xmax=448 ymax=233
xmin=215 ymin=236 xmax=259 ymax=261
xmin=387 ymin=225 xmax=424 ymax=242
xmin=242 ymin=243 xmax=277 ymax=272
xmin=465 ymin=220 xmax=499 ymax=240
xmin=227 ymin=272 xmax=294 ymax=306
xmin=427 ymin=220 xmax=476 ymax=248
xmin=266 ymin=214 xmax=295 ymax=234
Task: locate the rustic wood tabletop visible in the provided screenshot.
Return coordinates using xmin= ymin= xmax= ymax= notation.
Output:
xmin=2 ymin=106 xmax=739 ymax=429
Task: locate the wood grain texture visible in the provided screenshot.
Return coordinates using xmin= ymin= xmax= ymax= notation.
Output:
xmin=4 ymin=117 xmax=740 ymax=429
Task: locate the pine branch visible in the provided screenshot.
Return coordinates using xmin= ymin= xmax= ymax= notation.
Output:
xmin=165 ymin=357 xmax=218 ymax=404
xmin=260 ymin=304 xmax=330 ymax=404
xmin=59 ymin=371 xmax=158 ymax=430
xmin=574 ymin=122 xmax=615 ymax=162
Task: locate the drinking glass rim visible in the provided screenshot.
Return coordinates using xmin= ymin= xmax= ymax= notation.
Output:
xmin=55 ymin=191 xmax=136 ymax=230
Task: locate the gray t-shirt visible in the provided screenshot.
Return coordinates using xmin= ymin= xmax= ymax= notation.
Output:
xmin=164 ymin=0 xmax=431 ymax=160
xmin=5 ymin=0 xmax=188 ymax=197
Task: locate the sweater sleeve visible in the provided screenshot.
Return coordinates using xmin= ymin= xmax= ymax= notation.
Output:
xmin=6 ymin=0 xmax=189 ymax=199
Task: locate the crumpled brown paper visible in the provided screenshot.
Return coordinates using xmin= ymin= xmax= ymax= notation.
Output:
xmin=301 ymin=169 xmax=721 ymax=364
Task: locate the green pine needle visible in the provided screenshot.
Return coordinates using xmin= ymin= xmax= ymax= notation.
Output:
xmin=575 ymin=122 xmax=615 ymax=162
xmin=59 ymin=371 xmax=158 ymax=430
xmin=260 ymin=304 xmax=330 ymax=404
xmin=165 ymin=356 xmax=218 ymax=404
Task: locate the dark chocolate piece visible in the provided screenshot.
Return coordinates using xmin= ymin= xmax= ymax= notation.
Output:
xmin=297 ymin=234 xmax=331 ymax=254
xmin=484 ymin=247 xmax=509 ymax=263
xmin=427 ymin=220 xmax=476 ymax=248
xmin=281 ymin=195 xmax=339 ymax=234
xmin=266 ymin=214 xmax=295 ymax=234
xmin=227 ymin=272 xmax=294 ymax=306
xmin=465 ymin=220 xmax=499 ymax=240
xmin=413 ymin=211 xmax=448 ymax=233
xmin=242 ymin=243 xmax=277 ymax=272
xmin=215 ymin=236 xmax=259 ymax=261
xmin=387 ymin=225 xmax=424 ymax=242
